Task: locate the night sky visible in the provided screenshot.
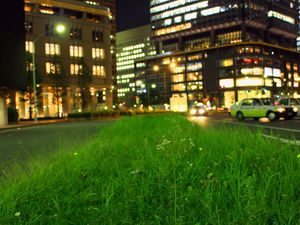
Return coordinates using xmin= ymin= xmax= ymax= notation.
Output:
xmin=116 ymin=0 xmax=150 ymax=32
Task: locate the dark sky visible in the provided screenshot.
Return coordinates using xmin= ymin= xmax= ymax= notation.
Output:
xmin=116 ymin=0 xmax=150 ymax=32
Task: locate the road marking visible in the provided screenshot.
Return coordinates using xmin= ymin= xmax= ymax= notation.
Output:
xmin=262 ymin=134 xmax=300 ymax=146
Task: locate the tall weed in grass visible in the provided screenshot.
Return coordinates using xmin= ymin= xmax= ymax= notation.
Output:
xmin=0 ymin=114 xmax=300 ymax=224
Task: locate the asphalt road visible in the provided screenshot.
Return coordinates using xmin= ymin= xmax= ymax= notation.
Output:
xmin=190 ymin=113 xmax=300 ymax=144
xmin=0 ymin=120 xmax=114 ymax=169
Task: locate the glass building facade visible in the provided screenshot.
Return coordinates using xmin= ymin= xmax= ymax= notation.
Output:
xmin=134 ymin=0 xmax=300 ymax=110
xmin=116 ymin=25 xmax=156 ymax=105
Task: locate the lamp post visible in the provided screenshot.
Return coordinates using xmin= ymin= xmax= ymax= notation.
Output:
xmin=147 ymin=83 xmax=157 ymax=107
xmin=31 ymin=24 xmax=65 ymax=122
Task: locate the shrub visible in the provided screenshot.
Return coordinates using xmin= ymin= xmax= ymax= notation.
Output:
xmin=67 ymin=112 xmax=92 ymax=118
xmin=7 ymin=107 xmax=18 ymax=122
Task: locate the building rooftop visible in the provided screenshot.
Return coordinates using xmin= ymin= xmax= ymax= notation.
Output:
xmin=25 ymin=0 xmax=111 ymax=17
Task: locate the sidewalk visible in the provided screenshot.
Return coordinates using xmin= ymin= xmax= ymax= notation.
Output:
xmin=0 ymin=119 xmax=68 ymax=131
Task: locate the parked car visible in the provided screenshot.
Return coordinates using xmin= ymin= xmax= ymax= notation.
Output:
xmin=189 ymin=102 xmax=209 ymax=116
xmin=276 ymin=97 xmax=300 ymax=116
xmin=229 ymin=98 xmax=298 ymax=121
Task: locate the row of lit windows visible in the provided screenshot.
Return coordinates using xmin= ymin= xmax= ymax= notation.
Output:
xmin=25 ymin=41 xmax=105 ymax=59
xmin=268 ymin=10 xmax=295 ymax=24
xmin=151 ymin=1 xmax=208 ymax=21
xmin=216 ymin=31 xmax=242 ymax=45
xmin=219 ymin=57 xmax=283 ymax=68
xmin=136 ymin=63 xmax=146 ymax=68
xmin=117 ymin=60 xmax=134 ymax=67
xmin=185 ymin=37 xmax=210 ymax=51
xmin=118 ymin=88 xmax=130 ymax=93
xmin=218 ymin=67 xmax=299 ymax=79
xmin=220 ymin=77 xmax=300 ymax=89
xmin=45 ymin=63 xmax=105 ymax=76
xmin=118 ymin=79 xmax=130 ymax=84
xmin=150 ymin=0 xmax=171 ymax=6
xmin=172 ymin=82 xmax=203 ymax=92
xmin=153 ymin=4 xmax=237 ymax=29
xmin=122 ymin=44 xmax=145 ymax=51
xmin=116 ymin=65 xmax=135 ymax=71
xmin=155 ymin=22 xmax=192 ymax=36
xmin=151 ymin=0 xmax=200 ymax=14
xmin=172 ymin=72 xmax=203 ymax=83
xmin=117 ymin=53 xmax=146 ymax=63
xmin=117 ymin=74 xmax=135 ymax=80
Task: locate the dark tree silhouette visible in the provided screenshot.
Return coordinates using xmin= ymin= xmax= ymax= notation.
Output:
xmin=78 ymin=57 xmax=93 ymax=111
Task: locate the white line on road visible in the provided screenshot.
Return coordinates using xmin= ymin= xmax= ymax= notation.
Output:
xmin=262 ymin=134 xmax=300 ymax=146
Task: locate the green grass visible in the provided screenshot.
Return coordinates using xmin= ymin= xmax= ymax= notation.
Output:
xmin=0 ymin=114 xmax=300 ymax=225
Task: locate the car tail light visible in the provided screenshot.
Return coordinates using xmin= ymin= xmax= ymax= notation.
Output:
xmin=274 ymin=101 xmax=279 ymax=106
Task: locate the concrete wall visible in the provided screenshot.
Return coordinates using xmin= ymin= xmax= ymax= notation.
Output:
xmin=0 ymin=94 xmax=7 ymax=126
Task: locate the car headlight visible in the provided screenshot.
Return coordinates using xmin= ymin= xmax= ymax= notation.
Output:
xmin=293 ymin=107 xmax=298 ymax=112
xmin=277 ymin=107 xmax=285 ymax=113
xmin=190 ymin=109 xmax=197 ymax=115
xmin=199 ymin=109 xmax=205 ymax=114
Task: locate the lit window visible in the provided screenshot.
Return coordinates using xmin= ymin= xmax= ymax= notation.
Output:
xmin=70 ymin=64 xmax=83 ymax=75
xmin=219 ymin=59 xmax=233 ymax=67
xmin=25 ymin=41 xmax=34 ymax=53
xmin=45 ymin=43 xmax=60 ymax=55
xmin=219 ymin=79 xmax=234 ymax=88
xmin=174 ymin=16 xmax=182 ymax=23
xmin=93 ymin=65 xmax=105 ymax=76
xmin=26 ymin=62 xmax=33 ymax=72
xmin=164 ymin=18 xmax=172 ymax=26
xmin=46 ymin=62 xmax=60 ymax=74
xmin=184 ymin=12 xmax=197 ymax=21
xmin=92 ymin=48 xmax=105 ymax=59
xmin=70 ymin=46 xmax=83 ymax=57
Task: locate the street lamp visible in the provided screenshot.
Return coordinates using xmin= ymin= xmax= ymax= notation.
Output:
xmin=32 ymin=24 xmax=65 ymax=122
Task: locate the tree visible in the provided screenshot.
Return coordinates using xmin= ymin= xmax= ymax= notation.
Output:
xmin=19 ymin=52 xmax=42 ymax=120
xmin=78 ymin=57 xmax=93 ymax=111
xmin=48 ymin=55 xmax=67 ymax=117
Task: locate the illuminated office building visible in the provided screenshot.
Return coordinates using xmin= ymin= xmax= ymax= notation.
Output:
xmin=135 ymin=0 xmax=300 ymax=110
xmin=76 ymin=0 xmax=117 ymax=101
xmin=21 ymin=0 xmax=113 ymax=118
xmin=116 ymin=25 xmax=156 ymax=104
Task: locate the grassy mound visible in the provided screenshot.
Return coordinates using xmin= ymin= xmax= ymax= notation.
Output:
xmin=0 ymin=114 xmax=300 ymax=224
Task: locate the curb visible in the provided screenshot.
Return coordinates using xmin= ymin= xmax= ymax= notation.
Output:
xmin=0 ymin=119 xmax=68 ymax=131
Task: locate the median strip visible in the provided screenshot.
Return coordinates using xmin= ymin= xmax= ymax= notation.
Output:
xmin=262 ymin=134 xmax=300 ymax=146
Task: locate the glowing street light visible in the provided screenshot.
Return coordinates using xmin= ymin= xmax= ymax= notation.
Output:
xmin=153 ymin=65 xmax=159 ymax=72
xmin=32 ymin=24 xmax=65 ymax=122
xmin=55 ymin=24 xmax=66 ymax=33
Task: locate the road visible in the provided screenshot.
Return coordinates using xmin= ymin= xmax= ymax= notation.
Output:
xmin=190 ymin=113 xmax=300 ymax=145
xmin=0 ymin=120 xmax=114 ymax=170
